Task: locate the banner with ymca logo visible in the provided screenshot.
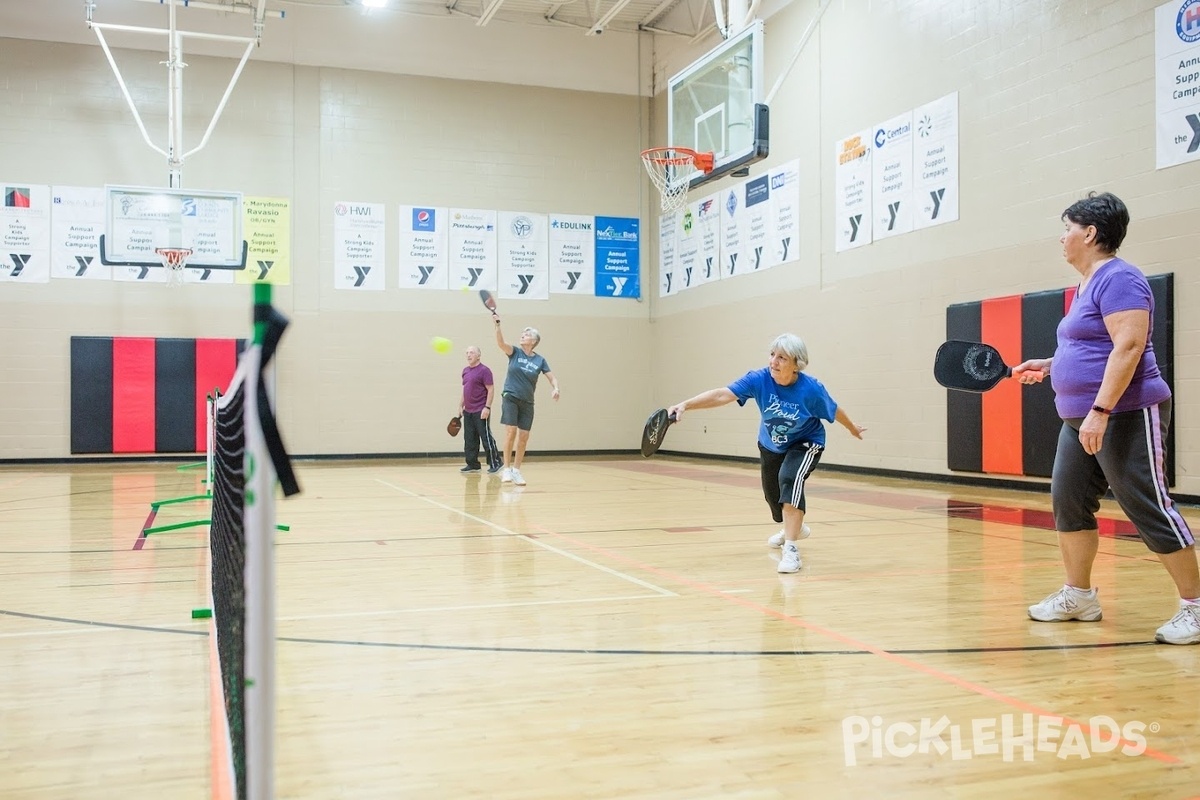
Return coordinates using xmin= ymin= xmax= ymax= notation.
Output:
xmin=1 ymin=182 xmax=51 ymax=283
xmin=398 ymin=205 xmax=449 ymax=290
xmin=50 ymin=185 xmax=108 ymax=281
xmin=333 ymin=200 xmax=385 ymax=291
xmin=1156 ymin=0 xmax=1200 ymax=169
xmin=549 ymin=214 xmax=595 ymax=295
xmin=834 ymin=90 xmax=959 ymax=253
xmin=497 ymin=211 xmax=548 ymax=300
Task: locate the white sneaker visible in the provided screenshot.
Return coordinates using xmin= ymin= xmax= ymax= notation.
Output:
xmin=511 ymin=468 xmax=526 ymax=486
xmin=1155 ymin=601 xmax=1200 ymax=645
xmin=768 ymin=524 xmax=811 ymax=548
xmin=501 ymin=467 xmax=513 ymax=483
xmin=777 ymin=544 xmax=802 ymax=573
xmin=1028 ymin=585 xmax=1103 ymax=622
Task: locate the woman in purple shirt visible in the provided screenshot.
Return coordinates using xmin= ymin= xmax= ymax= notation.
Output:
xmin=1014 ymin=192 xmax=1199 ymax=645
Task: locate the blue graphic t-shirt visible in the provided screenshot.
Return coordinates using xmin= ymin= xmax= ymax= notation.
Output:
xmin=503 ymin=349 xmax=551 ymax=402
xmin=728 ymin=368 xmax=838 ymax=453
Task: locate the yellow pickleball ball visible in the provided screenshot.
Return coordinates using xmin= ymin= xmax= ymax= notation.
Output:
xmin=431 ymin=336 xmax=453 ymax=354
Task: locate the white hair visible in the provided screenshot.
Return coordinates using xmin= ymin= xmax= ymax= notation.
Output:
xmin=523 ymin=327 xmax=541 ymax=346
xmin=770 ymin=333 xmax=809 ymax=371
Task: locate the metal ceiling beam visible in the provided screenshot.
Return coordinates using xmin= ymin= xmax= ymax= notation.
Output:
xmin=638 ymin=0 xmax=683 ymax=28
xmin=122 ymin=0 xmax=285 ymax=18
xmin=477 ymin=0 xmax=508 ymax=25
xmin=586 ymin=0 xmax=636 ymax=35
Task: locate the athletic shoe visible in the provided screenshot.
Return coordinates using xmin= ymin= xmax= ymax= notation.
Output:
xmin=1155 ymin=601 xmax=1200 ymax=645
xmin=1028 ymin=585 xmax=1103 ymax=622
xmin=501 ymin=468 xmax=513 ymax=483
xmin=767 ymin=524 xmax=811 ymax=548
xmin=511 ymin=468 xmax=527 ymax=486
xmin=777 ymin=544 xmax=802 ymax=574
xmin=460 ymin=465 xmax=481 ymax=473
xmin=487 ymin=465 xmax=503 ymax=474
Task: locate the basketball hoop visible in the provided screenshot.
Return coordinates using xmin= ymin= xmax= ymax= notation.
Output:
xmin=156 ymin=247 xmax=193 ymax=287
xmin=641 ymin=147 xmax=714 ymax=214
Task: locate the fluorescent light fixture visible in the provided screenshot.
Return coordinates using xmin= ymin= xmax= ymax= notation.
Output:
xmin=362 ymin=0 xmax=389 ymax=7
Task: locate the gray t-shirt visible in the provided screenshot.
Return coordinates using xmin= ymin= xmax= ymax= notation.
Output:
xmin=503 ymin=349 xmax=551 ymax=402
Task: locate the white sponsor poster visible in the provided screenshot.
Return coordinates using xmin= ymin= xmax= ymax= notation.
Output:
xmin=720 ymin=181 xmax=749 ymax=278
xmin=111 ymin=262 xmax=167 ymax=283
xmin=834 ymin=131 xmax=872 ymax=252
xmin=693 ymin=191 xmax=722 ymax=288
xmin=1156 ymin=0 xmax=1200 ymax=169
xmin=449 ymin=208 xmax=497 ymax=292
xmin=767 ymin=160 xmax=801 ymax=268
xmin=51 ymin=186 xmax=108 ymax=280
xmin=333 ymin=200 xmax=385 ymax=291
xmin=183 ymin=261 xmax=236 ymax=284
xmin=658 ymin=211 xmax=678 ymax=297
xmin=497 ymin=211 xmax=548 ymax=300
xmin=913 ymin=93 xmax=960 ymax=229
xmin=549 ymin=214 xmax=595 ymax=295
xmin=675 ymin=202 xmax=701 ymax=292
xmin=398 ymin=205 xmax=448 ymax=290
xmin=742 ymin=174 xmax=773 ymax=272
xmin=0 ymin=183 xmax=50 ymax=283
xmin=871 ymin=111 xmax=914 ymax=240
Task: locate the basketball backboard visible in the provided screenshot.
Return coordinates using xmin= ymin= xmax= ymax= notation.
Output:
xmin=99 ymin=185 xmax=246 ymax=269
xmin=668 ymin=20 xmax=769 ymax=188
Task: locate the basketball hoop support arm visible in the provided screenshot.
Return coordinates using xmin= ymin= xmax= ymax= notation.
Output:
xmin=764 ymin=0 xmax=831 ymax=105
xmin=86 ymin=0 xmax=273 ymax=187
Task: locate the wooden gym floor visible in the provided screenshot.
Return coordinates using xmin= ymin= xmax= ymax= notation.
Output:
xmin=1 ymin=457 xmax=1199 ymax=798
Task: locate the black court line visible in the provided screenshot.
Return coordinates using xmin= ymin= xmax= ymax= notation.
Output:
xmin=0 ymin=608 xmax=206 ymax=636
xmin=0 ymin=608 xmax=1159 ymax=656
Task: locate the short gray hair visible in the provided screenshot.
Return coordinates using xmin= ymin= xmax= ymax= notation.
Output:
xmin=770 ymin=333 xmax=808 ymax=371
xmin=524 ymin=327 xmax=541 ymax=346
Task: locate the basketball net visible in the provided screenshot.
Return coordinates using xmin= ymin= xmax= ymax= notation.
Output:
xmin=156 ymin=247 xmax=193 ymax=287
xmin=640 ymin=147 xmax=714 ymax=214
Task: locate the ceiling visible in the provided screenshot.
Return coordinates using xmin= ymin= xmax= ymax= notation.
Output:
xmin=3 ymin=0 xmax=723 ymax=41
xmin=1 ymin=0 xmax=793 ymax=96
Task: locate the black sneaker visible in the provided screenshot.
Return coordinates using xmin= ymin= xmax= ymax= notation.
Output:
xmin=460 ymin=465 xmax=481 ymax=473
xmin=487 ymin=465 xmax=503 ymax=474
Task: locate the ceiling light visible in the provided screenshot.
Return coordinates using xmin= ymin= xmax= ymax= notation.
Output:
xmin=362 ymin=0 xmax=389 ymax=8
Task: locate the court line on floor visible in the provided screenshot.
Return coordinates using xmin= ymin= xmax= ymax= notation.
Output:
xmin=375 ymin=478 xmax=678 ymax=597
xmin=529 ymin=522 xmax=1181 ymax=765
xmin=0 ymin=607 xmax=1161 ymax=657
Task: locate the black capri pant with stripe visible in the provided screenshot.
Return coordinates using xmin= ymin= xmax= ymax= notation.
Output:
xmin=1052 ymin=399 xmax=1194 ymax=554
xmin=758 ymin=441 xmax=824 ymax=524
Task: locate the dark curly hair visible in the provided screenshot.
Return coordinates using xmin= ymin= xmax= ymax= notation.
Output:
xmin=1062 ymin=192 xmax=1129 ymax=254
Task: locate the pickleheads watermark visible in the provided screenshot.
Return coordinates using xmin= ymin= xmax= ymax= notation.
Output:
xmin=842 ymin=714 xmax=1156 ymax=766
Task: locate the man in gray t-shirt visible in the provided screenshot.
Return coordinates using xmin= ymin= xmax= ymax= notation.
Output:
xmin=491 ymin=312 xmax=560 ymax=487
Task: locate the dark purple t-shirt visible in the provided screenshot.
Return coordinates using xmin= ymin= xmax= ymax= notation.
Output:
xmin=1051 ymin=258 xmax=1170 ymax=418
xmin=462 ymin=363 xmax=494 ymax=413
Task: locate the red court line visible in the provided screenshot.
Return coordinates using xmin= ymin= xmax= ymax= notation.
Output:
xmin=532 ymin=522 xmax=1181 ymax=765
xmin=606 ymin=461 xmax=1140 ymax=536
xmin=723 ymin=559 xmax=1070 ymax=588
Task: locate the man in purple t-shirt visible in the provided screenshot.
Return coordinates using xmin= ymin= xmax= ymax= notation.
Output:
xmin=459 ymin=346 xmax=502 ymax=474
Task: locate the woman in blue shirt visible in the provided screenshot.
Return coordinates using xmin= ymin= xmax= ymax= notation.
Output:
xmin=667 ymin=334 xmax=865 ymax=573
